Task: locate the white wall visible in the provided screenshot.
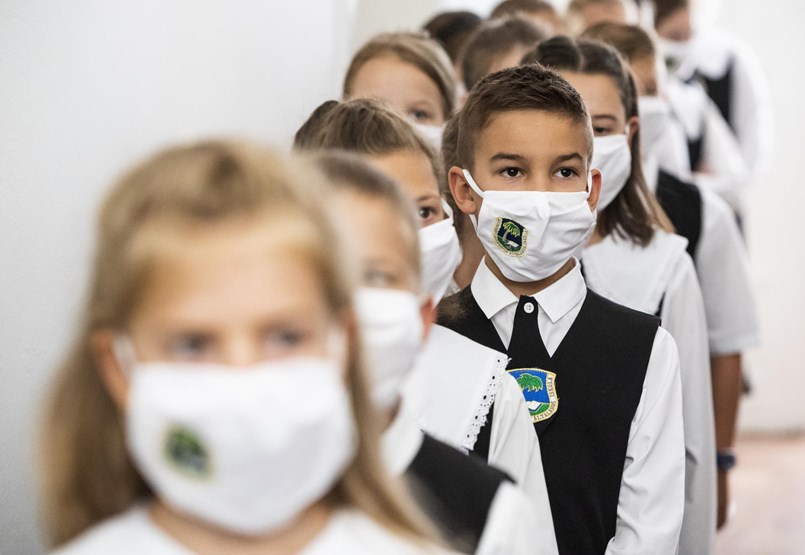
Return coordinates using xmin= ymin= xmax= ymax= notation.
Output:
xmin=0 ymin=2 xmax=353 ymax=552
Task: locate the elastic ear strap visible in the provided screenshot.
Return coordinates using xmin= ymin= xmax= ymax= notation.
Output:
xmin=112 ymin=335 xmax=136 ymax=375
xmin=439 ymin=197 xmax=454 ymax=219
xmin=461 ymin=169 xmax=485 ymax=198
xmin=586 ymin=171 xmax=593 ymax=198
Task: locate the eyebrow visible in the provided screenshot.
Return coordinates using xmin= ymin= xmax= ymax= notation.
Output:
xmin=416 ymin=193 xmax=441 ymax=202
xmin=489 ymin=152 xmax=528 ymax=164
xmin=591 ymin=114 xmax=618 ymax=122
xmin=553 ymin=153 xmax=585 ymax=165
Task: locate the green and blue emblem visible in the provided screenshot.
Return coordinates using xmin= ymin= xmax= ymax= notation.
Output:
xmin=508 ymin=368 xmax=558 ymax=423
xmin=164 ymin=426 xmax=212 ymax=479
xmin=493 ymin=217 xmax=527 ymax=256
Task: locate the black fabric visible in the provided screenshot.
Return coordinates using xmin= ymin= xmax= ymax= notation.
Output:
xmin=697 ymin=58 xmax=735 ymax=132
xmin=656 ymin=169 xmax=703 ymax=259
xmin=406 ymin=433 xmax=511 ymax=552
xmin=440 ymin=287 xmax=660 ymax=555
xmin=687 ymin=134 xmax=704 ymax=171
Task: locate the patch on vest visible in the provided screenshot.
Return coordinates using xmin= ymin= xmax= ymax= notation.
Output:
xmin=509 ymin=368 xmax=558 ymax=423
xmin=493 ymin=217 xmax=527 ymax=256
xmin=164 ymin=426 xmax=211 ymax=479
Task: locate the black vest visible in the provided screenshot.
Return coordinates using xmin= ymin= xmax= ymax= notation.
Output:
xmin=406 ymin=433 xmax=511 ymax=553
xmin=696 ymin=58 xmax=736 ymax=132
xmin=656 ymin=169 xmax=703 ymax=259
xmin=439 ymin=288 xmax=659 ymax=554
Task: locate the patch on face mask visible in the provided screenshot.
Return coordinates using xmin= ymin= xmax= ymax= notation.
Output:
xmin=509 ymin=368 xmax=558 ymax=423
xmin=164 ymin=427 xmax=211 ymax=479
xmin=493 ymin=217 xmax=527 ymax=256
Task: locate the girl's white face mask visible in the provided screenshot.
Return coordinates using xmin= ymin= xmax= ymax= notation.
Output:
xmin=463 ymin=169 xmax=596 ymax=282
xmin=121 ymin=348 xmax=356 ymax=536
xmin=354 ymin=288 xmax=424 ymax=411
xmin=638 ymin=96 xmax=673 ymax=158
xmin=419 ymin=200 xmax=462 ymax=305
xmin=413 ymin=122 xmax=445 ymax=151
xmin=591 ymin=134 xmax=632 ymax=212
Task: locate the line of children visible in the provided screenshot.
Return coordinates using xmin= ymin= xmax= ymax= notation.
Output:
xmin=40 ymin=142 xmax=454 ymax=554
xmin=311 ymin=150 xmax=554 ymax=554
xmin=523 ymin=35 xmax=715 ymax=553
xmin=440 ymin=63 xmax=685 ymax=553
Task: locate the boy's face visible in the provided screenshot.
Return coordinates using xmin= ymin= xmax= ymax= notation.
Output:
xmin=448 ymin=109 xmax=601 ymax=217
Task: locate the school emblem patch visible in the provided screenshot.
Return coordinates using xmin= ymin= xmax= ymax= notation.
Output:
xmin=493 ymin=217 xmax=527 ymax=256
xmin=164 ymin=426 xmax=211 ymax=479
xmin=508 ymin=368 xmax=559 ymax=423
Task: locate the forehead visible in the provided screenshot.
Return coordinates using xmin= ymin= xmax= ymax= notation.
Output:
xmin=475 ymin=109 xmax=592 ymax=162
xmin=364 ymin=149 xmax=440 ymax=202
xmin=350 ymin=54 xmax=441 ymax=108
xmin=559 ymin=71 xmax=624 ymax=118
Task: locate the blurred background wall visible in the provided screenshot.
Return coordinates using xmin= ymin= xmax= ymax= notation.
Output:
xmin=1 ymin=1 xmax=802 ymax=552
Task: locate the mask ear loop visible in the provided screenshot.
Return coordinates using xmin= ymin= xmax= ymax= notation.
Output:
xmin=585 ymin=170 xmax=593 ymax=199
xmin=461 ymin=169 xmax=485 ymax=229
xmin=112 ymin=334 xmax=137 ymax=376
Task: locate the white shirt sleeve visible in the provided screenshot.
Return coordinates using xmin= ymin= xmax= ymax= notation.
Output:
xmin=694 ymin=99 xmax=750 ymax=214
xmin=477 ymin=482 xmax=557 ymax=555
xmin=658 ymin=252 xmax=717 ymax=555
xmin=488 ymin=373 xmax=557 ymax=553
xmin=696 ymin=189 xmax=760 ymax=355
xmin=605 ymin=328 xmax=685 ymax=555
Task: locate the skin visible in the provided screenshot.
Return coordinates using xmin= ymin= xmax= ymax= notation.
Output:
xmin=91 ymin=216 xmax=349 ymax=555
xmin=448 ymin=110 xmax=601 ymax=297
xmin=656 ymin=7 xmax=693 ymax=42
xmin=557 ymin=71 xmax=638 ymax=244
xmin=349 ymin=54 xmax=447 ymax=125
xmin=631 ymin=51 xmax=742 ymax=529
xmin=332 ymin=190 xmax=434 ymax=429
xmin=365 ymin=149 xmax=446 ymax=227
xmin=486 ymin=43 xmax=538 ymax=77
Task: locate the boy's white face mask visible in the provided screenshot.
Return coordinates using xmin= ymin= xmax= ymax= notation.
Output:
xmin=354 ymin=287 xmax=424 ymax=411
xmin=463 ymin=169 xmax=596 ymax=282
xmin=121 ymin=346 xmax=356 ymax=536
xmin=591 ymin=134 xmax=632 ymax=212
xmin=419 ymin=200 xmax=462 ymax=305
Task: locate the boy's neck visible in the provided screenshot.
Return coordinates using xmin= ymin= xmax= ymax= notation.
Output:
xmin=486 ymin=257 xmax=576 ymax=298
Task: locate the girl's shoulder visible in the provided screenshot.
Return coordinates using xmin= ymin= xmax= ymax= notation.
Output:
xmin=50 ymin=505 xmax=192 ymax=555
xmin=303 ymin=509 xmax=454 ymax=555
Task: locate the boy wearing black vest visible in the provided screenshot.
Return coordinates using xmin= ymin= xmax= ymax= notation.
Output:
xmin=440 ymin=64 xmax=685 ymax=554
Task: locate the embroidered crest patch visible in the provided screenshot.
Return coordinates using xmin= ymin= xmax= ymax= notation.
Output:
xmin=493 ymin=217 xmax=527 ymax=256
xmin=508 ymin=368 xmax=559 ymax=423
xmin=164 ymin=426 xmax=211 ymax=479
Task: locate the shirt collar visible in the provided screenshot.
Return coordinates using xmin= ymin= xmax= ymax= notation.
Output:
xmin=381 ymin=404 xmax=424 ymax=477
xmin=471 ymin=257 xmax=587 ymax=324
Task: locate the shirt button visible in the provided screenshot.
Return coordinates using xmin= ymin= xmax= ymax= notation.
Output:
xmin=524 ymin=302 xmax=535 ymax=314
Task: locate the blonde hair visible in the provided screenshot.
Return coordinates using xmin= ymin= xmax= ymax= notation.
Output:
xmin=40 ymin=141 xmax=433 ymax=547
xmin=343 ymin=32 xmax=458 ymax=121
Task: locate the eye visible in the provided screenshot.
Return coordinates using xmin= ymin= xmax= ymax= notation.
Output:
xmin=167 ymin=333 xmax=211 ymax=360
xmin=555 ymin=168 xmax=578 ymax=178
xmin=265 ymin=328 xmax=306 ymax=349
xmin=411 ymin=109 xmax=431 ymax=122
xmin=418 ymin=206 xmax=435 ymax=220
xmin=363 ymin=268 xmax=395 ymax=288
xmin=500 ymin=167 xmax=523 ymax=178
xmin=593 ymin=126 xmax=612 ymax=136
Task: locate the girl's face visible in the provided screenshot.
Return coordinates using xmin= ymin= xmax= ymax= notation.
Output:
xmin=332 ymin=191 xmax=419 ymax=293
xmin=560 ymin=71 xmax=634 ymax=139
xmin=350 ymin=54 xmax=447 ymax=125
xmin=126 ymin=218 xmax=340 ymax=366
xmin=656 ymin=7 xmax=693 ymax=42
xmin=365 ymin=149 xmax=446 ymax=228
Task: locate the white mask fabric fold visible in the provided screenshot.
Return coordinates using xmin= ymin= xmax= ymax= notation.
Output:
xmin=419 ymin=201 xmax=462 ymax=305
xmin=354 ymin=288 xmax=424 ymax=410
xmin=638 ymin=96 xmax=673 ymax=157
xmin=125 ymin=356 xmax=356 ymax=536
xmin=413 ymin=123 xmax=445 ymax=151
xmin=463 ymin=169 xmax=596 ymax=282
xmin=592 ymin=134 xmax=632 ymax=212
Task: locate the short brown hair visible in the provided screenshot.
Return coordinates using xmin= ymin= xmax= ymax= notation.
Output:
xmin=582 ymin=21 xmax=656 ymax=61
xmin=457 ymin=63 xmax=591 ymax=172
xmin=490 ymin=0 xmax=557 ymax=20
xmin=460 ymin=16 xmax=548 ymax=91
xmin=294 ymin=98 xmax=444 ymax=194
xmin=422 ymin=11 xmax=483 ymax=64
xmin=653 ymin=0 xmax=688 ymax=26
xmin=343 ymin=32 xmax=458 ymax=120
xmin=523 ymin=35 xmax=673 ymax=245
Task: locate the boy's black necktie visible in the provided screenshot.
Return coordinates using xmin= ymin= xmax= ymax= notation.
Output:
xmin=507 ymin=295 xmax=551 ymax=368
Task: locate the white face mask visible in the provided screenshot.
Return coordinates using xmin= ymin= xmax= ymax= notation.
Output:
xmin=413 ymin=123 xmax=445 ymax=151
xmin=419 ymin=200 xmax=462 ymax=304
xmin=591 ymin=134 xmax=632 ymax=212
xmin=463 ymin=169 xmax=596 ymax=282
xmin=638 ymin=96 xmax=673 ymax=158
xmin=658 ymin=37 xmax=692 ymax=73
xmin=354 ymin=288 xmax=424 ymax=410
xmin=124 ymin=354 xmax=356 ymax=536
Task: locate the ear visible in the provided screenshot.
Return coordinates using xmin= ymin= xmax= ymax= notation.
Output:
xmin=90 ymin=329 xmax=129 ymax=410
xmin=419 ymin=297 xmax=435 ymax=343
xmin=587 ymin=169 xmax=602 ymax=212
xmin=448 ymin=166 xmax=481 ymax=217
xmin=626 ymin=115 xmax=640 ymax=148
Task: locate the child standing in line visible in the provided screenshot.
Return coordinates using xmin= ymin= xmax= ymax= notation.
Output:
xmin=441 ymin=63 xmax=685 ymax=553
xmin=40 ymin=141 xmax=450 ymax=555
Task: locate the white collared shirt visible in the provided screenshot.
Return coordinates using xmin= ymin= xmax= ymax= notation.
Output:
xmin=471 ymin=258 xmax=685 ymax=554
